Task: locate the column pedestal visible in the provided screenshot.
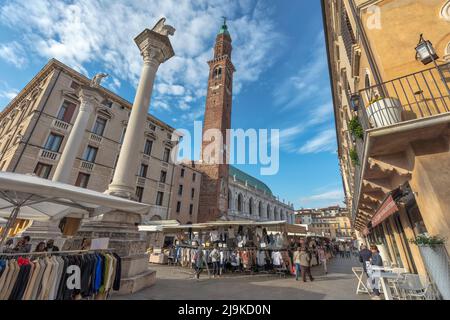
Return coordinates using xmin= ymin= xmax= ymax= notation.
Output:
xmin=68 ymin=211 xmax=155 ymax=295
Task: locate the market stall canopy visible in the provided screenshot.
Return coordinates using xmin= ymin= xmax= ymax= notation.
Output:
xmin=138 ymin=220 xmax=181 ymax=232
xmin=0 ymin=171 xmax=151 ymax=221
xmin=138 ymin=220 xmax=306 ymax=234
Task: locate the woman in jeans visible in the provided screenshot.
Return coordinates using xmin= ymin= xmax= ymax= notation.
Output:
xmin=210 ymin=245 xmax=220 ymax=278
xmin=293 ymin=246 xmax=302 ymax=281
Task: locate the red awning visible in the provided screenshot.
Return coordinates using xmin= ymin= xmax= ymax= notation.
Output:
xmin=371 ymin=195 xmax=399 ymax=228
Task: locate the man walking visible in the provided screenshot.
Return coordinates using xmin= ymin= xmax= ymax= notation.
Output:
xmin=359 ymin=244 xmax=372 ymax=276
xmin=299 ymin=247 xmax=314 ymax=282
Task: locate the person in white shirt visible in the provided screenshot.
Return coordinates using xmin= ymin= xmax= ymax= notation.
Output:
xmin=210 ymin=245 xmax=220 ymax=278
xmin=318 ymin=246 xmax=328 ymax=274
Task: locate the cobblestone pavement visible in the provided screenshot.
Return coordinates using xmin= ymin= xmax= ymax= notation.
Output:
xmin=114 ymin=256 xmax=370 ymax=300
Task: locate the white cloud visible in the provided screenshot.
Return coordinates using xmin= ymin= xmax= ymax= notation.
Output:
xmin=0 ymin=41 xmax=27 ymax=68
xmin=298 ymin=128 xmax=336 ymax=154
xmin=0 ymin=0 xmax=281 ymax=119
xmin=273 ymin=32 xmax=329 ymax=111
xmin=299 ymin=189 xmax=344 ymax=208
xmin=0 ymin=88 xmax=19 ymax=100
xmin=272 ymin=101 xmax=334 ymax=154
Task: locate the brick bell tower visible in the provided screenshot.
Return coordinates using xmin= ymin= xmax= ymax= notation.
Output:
xmin=197 ymin=18 xmax=236 ymax=223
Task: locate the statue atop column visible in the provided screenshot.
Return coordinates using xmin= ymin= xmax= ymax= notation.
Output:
xmin=151 ymin=17 xmax=176 ymax=37
xmin=90 ymin=72 xmax=109 ymax=88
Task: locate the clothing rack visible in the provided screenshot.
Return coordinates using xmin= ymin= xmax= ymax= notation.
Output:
xmin=0 ymin=248 xmax=115 ymax=258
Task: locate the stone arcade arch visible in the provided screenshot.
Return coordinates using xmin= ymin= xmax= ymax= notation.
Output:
xmin=249 ymin=197 xmax=254 ymax=216
xmin=237 ymin=193 xmax=243 ymax=213
xmin=258 ymin=201 xmax=262 ymax=218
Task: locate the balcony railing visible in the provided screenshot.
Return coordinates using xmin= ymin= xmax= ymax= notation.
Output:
xmin=39 ymin=149 xmax=60 ymax=161
xmin=357 ymin=63 xmax=450 ymax=129
xmin=52 ymin=119 xmax=71 ymax=132
xmin=80 ymin=161 xmax=94 ymax=172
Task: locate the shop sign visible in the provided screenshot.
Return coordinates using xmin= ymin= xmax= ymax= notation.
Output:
xmin=371 ymin=195 xmax=398 ymax=228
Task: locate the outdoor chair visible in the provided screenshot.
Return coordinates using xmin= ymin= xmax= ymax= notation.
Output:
xmin=397 ymin=274 xmax=434 ymax=300
xmin=386 ymin=268 xmax=407 ymax=299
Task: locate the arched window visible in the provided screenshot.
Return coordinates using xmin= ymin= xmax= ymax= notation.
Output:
xmin=237 ymin=194 xmax=243 ymax=212
xmin=228 ymin=189 xmax=232 ymax=210
xmin=267 ymin=204 xmax=271 ymax=219
xmin=249 ymin=198 xmax=254 ymax=215
xmin=258 ymin=202 xmax=262 ymax=217
xmin=213 ymin=66 xmax=222 ymax=80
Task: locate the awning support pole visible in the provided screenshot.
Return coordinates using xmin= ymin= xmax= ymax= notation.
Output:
xmin=0 ymin=206 xmax=21 ymax=247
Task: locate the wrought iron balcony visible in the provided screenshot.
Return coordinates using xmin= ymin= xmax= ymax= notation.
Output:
xmin=349 ymin=62 xmax=450 ymax=222
xmin=356 ymin=63 xmax=450 ymax=130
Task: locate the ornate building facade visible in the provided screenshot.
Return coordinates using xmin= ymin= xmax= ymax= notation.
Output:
xmin=323 ymin=0 xmax=450 ymax=277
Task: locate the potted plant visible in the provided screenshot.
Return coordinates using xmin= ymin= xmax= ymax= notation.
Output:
xmin=349 ymin=116 xmax=364 ymax=139
xmin=410 ymin=234 xmax=449 ymax=300
xmin=350 ymin=148 xmax=359 ymax=166
xmin=365 ymin=90 xmax=402 ymax=128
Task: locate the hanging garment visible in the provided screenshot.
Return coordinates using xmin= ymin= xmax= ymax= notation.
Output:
xmin=271 ymin=251 xmax=283 ymax=266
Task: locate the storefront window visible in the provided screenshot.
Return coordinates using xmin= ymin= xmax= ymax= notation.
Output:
xmin=384 ymin=219 xmax=403 ymax=268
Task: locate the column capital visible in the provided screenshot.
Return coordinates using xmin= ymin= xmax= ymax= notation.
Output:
xmin=134 ymin=29 xmax=175 ymax=66
xmin=78 ymin=87 xmax=98 ymax=111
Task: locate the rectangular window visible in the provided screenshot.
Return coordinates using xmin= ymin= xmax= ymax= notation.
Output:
xmin=70 ymin=81 xmax=80 ymax=91
xmin=176 ymin=201 xmax=181 ymax=213
xmin=160 ymin=170 xmax=167 ymax=183
xmin=57 ymin=101 xmax=76 ymax=123
xmin=34 ymin=162 xmax=52 ymax=179
xmin=136 ymin=186 xmax=144 ymax=203
xmin=156 ymin=191 xmax=164 ymax=206
xmin=189 ymin=204 xmax=193 ymax=215
xmin=149 ymin=123 xmax=156 ymax=131
xmin=180 ymin=168 xmax=185 ymax=177
xmin=144 ymin=139 xmax=153 ymax=156
xmin=139 ymin=164 xmax=148 ymax=178
xmin=75 ymin=173 xmax=90 ymax=188
xmin=191 ymin=188 xmax=195 ymax=199
xmin=82 ymin=145 xmax=98 ymax=163
xmin=163 ymin=148 xmax=170 ymax=163
xmin=44 ymin=133 xmax=63 ymax=152
xmin=178 ymin=185 xmax=183 ymax=196
xmin=193 ymin=173 xmax=196 ymax=182
xmin=92 ymin=117 xmax=107 ymax=136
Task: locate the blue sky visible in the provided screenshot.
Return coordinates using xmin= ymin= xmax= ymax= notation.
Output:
xmin=0 ymin=0 xmax=344 ymax=209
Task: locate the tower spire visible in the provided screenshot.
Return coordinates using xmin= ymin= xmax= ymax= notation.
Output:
xmin=218 ymin=16 xmax=230 ymax=35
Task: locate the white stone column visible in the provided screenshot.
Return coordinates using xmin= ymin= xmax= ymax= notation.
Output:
xmin=52 ymin=88 xmax=96 ymax=183
xmin=108 ymin=29 xmax=175 ymax=199
xmin=21 ymin=89 xmax=97 ymax=246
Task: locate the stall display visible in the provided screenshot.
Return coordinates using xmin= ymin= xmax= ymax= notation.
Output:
xmin=0 ymin=249 xmax=121 ymax=300
xmin=149 ymin=221 xmax=308 ymax=277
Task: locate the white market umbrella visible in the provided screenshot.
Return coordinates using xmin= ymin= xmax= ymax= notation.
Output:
xmin=0 ymin=171 xmax=151 ymax=245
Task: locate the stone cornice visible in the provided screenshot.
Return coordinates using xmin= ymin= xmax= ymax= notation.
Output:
xmin=0 ymin=58 xmax=176 ymax=133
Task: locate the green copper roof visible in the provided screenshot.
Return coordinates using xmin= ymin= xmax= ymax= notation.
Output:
xmin=229 ymin=166 xmax=273 ymax=196
xmin=218 ymin=17 xmax=230 ymax=35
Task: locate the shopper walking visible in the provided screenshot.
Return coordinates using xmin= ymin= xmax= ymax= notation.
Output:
xmin=338 ymin=242 xmax=344 ymax=258
xmin=299 ymin=247 xmax=314 ymax=282
xmin=192 ymin=243 xmax=204 ymax=280
xmin=345 ymin=243 xmax=351 ymax=258
xmin=293 ymin=246 xmax=302 ymax=281
xmin=318 ymin=246 xmax=328 ymax=274
xmin=369 ymin=245 xmax=384 ymax=300
xmin=359 ymin=244 xmax=372 ymax=276
xmin=211 ymin=245 xmax=220 ymax=278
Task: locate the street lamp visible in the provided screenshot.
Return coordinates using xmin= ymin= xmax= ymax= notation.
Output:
xmin=415 ymin=34 xmax=450 ymax=95
xmin=415 ymin=34 xmax=439 ymax=65
xmin=349 ymin=93 xmax=361 ymax=112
